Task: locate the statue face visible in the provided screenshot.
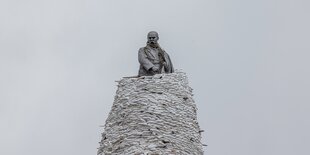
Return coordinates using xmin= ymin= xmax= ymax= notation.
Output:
xmin=147 ymin=31 xmax=159 ymax=45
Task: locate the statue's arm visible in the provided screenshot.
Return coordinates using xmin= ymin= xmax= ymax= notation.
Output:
xmin=163 ymin=51 xmax=174 ymax=73
xmin=138 ymin=48 xmax=154 ymax=71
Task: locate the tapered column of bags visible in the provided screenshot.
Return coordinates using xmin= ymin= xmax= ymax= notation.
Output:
xmin=98 ymin=71 xmax=203 ymax=155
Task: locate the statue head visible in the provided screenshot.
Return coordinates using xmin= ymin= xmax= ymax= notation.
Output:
xmin=147 ymin=31 xmax=159 ymax=47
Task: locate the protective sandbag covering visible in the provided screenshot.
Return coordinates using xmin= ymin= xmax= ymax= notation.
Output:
xmin=98 ymin=71 xmax=203 ymax=155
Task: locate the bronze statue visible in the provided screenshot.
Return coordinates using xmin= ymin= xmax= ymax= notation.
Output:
xmin=138 ymin=31 xmax=174 ymax=76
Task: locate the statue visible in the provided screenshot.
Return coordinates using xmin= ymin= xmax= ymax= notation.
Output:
xmin=138 ymin=31 xmax=174 ymax=76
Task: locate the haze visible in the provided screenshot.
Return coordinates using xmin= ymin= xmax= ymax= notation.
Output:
xmin=1 ymin=0 xmax=309 ymax=155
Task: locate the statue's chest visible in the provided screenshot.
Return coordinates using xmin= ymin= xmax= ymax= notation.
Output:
xmin=146 ymin=48 xmax=160 ymax=60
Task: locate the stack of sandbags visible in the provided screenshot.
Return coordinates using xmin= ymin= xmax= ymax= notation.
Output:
xmin=98 ymin=71 xmax=203 ymax=155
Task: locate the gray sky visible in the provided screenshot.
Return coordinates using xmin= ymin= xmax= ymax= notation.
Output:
xmin=1 ymin=0 xmax=309 ymax=155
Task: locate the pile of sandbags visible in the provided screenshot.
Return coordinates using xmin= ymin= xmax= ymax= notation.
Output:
xmin=98 ymin=71 xmax=203 ymax=155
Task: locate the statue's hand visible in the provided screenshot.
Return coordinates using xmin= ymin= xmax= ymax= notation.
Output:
xmin=151 ymin=66 xmax=159 ymax=72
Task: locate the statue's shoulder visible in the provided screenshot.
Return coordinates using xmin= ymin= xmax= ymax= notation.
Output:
xmin=161 ymin=48 xmax=168 ymax=54
xmin=138 ymin=47 xmax=146 ymax=53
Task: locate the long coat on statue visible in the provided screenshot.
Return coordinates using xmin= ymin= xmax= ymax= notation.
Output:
xmin=138 ymin=46 xmax=174 ymax=76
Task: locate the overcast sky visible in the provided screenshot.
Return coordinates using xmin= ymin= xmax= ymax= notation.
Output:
xmin=1 ymin=0 xmax=310 ymax=155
